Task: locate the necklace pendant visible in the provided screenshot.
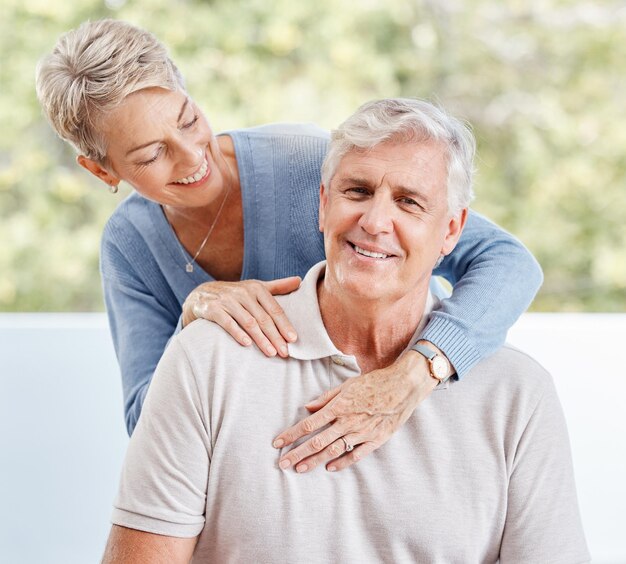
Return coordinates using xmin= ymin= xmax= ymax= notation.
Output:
xmin=185 ymin=263 xmax=194 ymax=273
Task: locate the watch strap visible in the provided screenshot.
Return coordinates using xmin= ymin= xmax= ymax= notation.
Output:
xmin=411 ymin=343 xmax=437 ymax=360
xmin=411 ymin=343 xmax=450 ymax=384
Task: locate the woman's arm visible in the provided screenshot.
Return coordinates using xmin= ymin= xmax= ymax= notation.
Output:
xmin=272 ymin=210 xmax=543 ymax=472
xmin=101 ymin=241 xmax=180 ymax=436
xmin=427 ymin=209 xmax=543 ymax=377
xmin=103 ymin=279 xmax=178 ymax=435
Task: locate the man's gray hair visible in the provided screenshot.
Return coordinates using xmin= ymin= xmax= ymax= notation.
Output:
xmin=321 ymin=98 xmax=476 ymax=215
xmin=36 ymin=19 xmax=185 ymax=164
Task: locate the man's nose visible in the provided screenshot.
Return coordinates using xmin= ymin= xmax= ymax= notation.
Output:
xmin=358 ymin=195 xmax=394 ymax=235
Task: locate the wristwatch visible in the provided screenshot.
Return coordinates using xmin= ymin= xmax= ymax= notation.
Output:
xmin=411 ymin=343 xmax=450 ymax=383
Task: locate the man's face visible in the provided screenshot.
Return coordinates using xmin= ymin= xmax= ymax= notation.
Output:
xmin=319 ymin=139 xmax=466 ymax=305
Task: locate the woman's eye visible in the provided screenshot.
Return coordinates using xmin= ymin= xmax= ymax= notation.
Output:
xmin=139 ymin=147 xmax=163 ymax=166
xmin=181 ymin=115 xmax=199 ymax=130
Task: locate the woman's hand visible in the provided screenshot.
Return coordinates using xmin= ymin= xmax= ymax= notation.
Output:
xmin=182 ymin=277 xmax=301 ymax=357
xmin=273 ymin=345 xmax=450 ymax=472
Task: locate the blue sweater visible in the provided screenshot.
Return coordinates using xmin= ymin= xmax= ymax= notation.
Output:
xmin=100 ymin=124 xmax=543 ymax=435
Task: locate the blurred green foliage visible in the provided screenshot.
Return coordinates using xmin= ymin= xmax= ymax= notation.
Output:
xmin=1 ymin=0 xmax=624 ymax=312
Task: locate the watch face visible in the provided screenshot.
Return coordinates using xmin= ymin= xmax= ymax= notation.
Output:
xmin=431 ymin=356 xmax=449 ymax=380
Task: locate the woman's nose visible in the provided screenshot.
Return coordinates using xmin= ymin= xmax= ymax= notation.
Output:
xmin=179 ymin=143 xmax=204 ymax=167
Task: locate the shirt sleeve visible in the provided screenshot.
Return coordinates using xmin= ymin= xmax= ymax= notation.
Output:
xmin=500 ymin=376 xmax=590 ymax=563
xmin=111 ymin=336 xmax=210 ymax=537
xmin=424 ymin=210 xmax=543 ymax=377
xmin=101 ymin=234 xmax=180 ymax=436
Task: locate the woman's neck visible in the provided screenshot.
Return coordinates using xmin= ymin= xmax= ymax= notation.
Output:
xmin=163 ymin=135 xmax=245 ymax=280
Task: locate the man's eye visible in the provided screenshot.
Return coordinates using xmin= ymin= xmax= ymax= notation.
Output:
xmin=181 ymin=115 xmax=199 ymax=130
xmin=347 ymin=187 xmax=369 ymax=196
xmin=399 ymin=197 xmax=420 ymax=207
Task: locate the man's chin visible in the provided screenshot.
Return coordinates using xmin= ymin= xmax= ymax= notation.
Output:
xmin=337 ymin=278 xmax=397 ymax=304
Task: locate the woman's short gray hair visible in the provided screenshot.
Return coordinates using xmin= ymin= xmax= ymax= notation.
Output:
xmin=36 ymin=19 xmax=185 ymax=163
xmin=321 ymin=98 xmax=476 ymax=215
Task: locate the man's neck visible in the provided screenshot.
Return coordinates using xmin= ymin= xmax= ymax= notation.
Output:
xmin=317 ymin=278 xmax=429 ymax=374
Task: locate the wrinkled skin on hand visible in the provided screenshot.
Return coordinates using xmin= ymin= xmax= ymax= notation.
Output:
xmin=181 ymin=277 xmax=301 ymax=357
xmin=273 ymin=349 xmax=443 ymax=473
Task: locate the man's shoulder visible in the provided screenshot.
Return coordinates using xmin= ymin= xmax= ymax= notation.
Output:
xmin=491 ymin=343 xmax=550 ymax=374
xmin=176 ymin=318 xmax=241 ymax=353
xmin=468 ymin=343 xmax=554 ymax=397
xmin=453 ymin=344 xmax=560 ymax=433
xmin=172 ymin=318 xmax=269 ymax=372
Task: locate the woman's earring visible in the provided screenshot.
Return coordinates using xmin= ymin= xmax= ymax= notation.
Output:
xmin=109 ymin=183 xmax=119 ymax=194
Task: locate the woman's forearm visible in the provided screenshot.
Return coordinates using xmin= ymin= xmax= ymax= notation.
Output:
xmin=428 ymin=209 xmax=543 ymax=377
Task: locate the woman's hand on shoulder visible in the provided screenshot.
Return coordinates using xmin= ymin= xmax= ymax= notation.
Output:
xmin=272 ymin=347 xmax=447 ymax=472
xmin=182 ymin=277 xmax=301 ymax=357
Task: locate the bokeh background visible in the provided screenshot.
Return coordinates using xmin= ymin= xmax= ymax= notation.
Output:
xmin=1 ymin=0 xmax=625 ymax=313
xmin=2 ymin=2 xmax=626 ymax=562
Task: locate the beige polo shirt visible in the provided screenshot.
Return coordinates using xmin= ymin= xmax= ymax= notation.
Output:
xmin=112 ymin=261 xmax=589 ymax=563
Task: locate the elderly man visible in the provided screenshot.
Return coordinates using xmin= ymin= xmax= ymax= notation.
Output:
xmin=103 ymin=99 xmax=589 ymax=563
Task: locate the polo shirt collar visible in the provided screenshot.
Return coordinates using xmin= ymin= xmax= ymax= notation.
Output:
xmin=281 ymin=261 xmax=436 ymax=362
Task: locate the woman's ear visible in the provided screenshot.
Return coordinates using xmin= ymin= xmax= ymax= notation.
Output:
xmin=77 ymin=155 xmax=119 ymax=189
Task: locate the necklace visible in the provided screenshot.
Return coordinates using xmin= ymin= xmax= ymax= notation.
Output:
xmin=169 ymin=183 xmax=231 ymax=273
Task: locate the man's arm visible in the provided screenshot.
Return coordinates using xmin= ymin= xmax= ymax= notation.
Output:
xmin=102 ymin=525 xmax=197 ymax=564
xmin=107 ymin=333 xmax=211 ymax=557
xmin=501 ymin=359 xmax=590 ymax=562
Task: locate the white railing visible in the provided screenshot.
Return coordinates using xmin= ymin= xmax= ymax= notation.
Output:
xmin=1 ymin=313 xmax=624 ymax=563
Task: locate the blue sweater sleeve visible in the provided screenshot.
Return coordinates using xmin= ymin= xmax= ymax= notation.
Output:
xmin=424 ymin=210 xmax=543 ymax=378
xmin=100 ymin=224 xmax=181 ymax=435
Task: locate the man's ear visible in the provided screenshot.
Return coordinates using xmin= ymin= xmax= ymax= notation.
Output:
xmin=318 ymin=183 xmax=328 ymax=233
xmin=77 ymin=155 xmax=119 ymax=189
xmin=440 ymin=208 xmax=468 ymax=256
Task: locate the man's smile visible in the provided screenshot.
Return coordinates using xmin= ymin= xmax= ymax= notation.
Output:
xmin=347 ymin=241 xmax=398 ymax=260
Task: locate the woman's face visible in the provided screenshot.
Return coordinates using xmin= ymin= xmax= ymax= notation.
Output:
xmin=93 ymin=87 xmax=228 ymax=208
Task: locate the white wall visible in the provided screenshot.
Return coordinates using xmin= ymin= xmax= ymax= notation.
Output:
xmin=1 ymin=313 xmax=624 ymax=563
xmin=507 ymin=313 xmax=626 ymax=564
xmin=0 ymin=314 xmax=127 ymax=563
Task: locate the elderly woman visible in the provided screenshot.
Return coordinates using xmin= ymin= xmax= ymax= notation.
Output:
xmin=36 ymin=19 xmax=542 ymax=470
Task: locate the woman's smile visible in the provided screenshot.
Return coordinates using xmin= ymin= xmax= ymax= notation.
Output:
xmin=171 ymin=155 xmax=211 ymax=186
